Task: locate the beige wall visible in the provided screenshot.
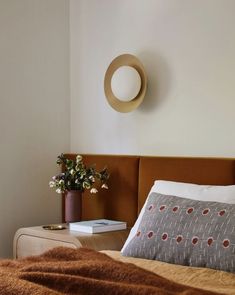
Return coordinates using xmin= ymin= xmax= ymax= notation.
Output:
xmin=0 ymin=0 xmax=70 ymax=257
xmin=70 ymin=0 xmax=235 ymax=157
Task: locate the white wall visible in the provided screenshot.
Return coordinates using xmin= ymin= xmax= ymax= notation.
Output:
xmin=0 ymin=0 xmax=70 ymax=257
xmin=70 ymin=0 xmax=235 ymax=158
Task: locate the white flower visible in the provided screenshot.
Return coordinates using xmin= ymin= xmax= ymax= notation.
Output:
xmin=52 ymin=176 xmax=56 ymax=180
xmin=90 ymin=188 xmax=98 ymax=194
xmin=49 ymin=181 xmax=55 ymax=188
xmin=76 ymin=155 xmax=83 ymax=163
xmin=89 ymin=176 xmax=95 ymax=182
xmin=83 ymin=182 xmax=91 ymax=189
xmin=101 ymin=184 xmax=108 ymax=189
xmin=56 ymin=188 xmax=62 ymax=194
xmin=59 ymin=179 xmax=64 ymax=184
xmin=69 ymin=169 xmax=75 ymax=175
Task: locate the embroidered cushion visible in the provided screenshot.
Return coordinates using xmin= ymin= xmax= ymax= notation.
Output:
xmin=121 ymin=181 xmax=235 ymax=253
xmin=122 ymin=192 xmax=235 ymax=273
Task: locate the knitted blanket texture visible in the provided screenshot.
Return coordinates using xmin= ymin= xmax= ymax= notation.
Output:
xmin=0 ymin=247 xmax=219 ymax=295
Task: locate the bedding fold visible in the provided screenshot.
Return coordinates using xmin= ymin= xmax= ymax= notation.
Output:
xmin=104 ymin=250 xmax=235 ymax=295
xmin=0 ymin=247 xmax=220 ymax=295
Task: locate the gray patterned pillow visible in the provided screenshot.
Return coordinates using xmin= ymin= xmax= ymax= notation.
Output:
xmin=122 ymin=192 xmax=235 ymax=273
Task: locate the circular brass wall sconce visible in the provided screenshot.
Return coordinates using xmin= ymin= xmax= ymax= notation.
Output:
xmin=104 ymin=54 xmax=147 ymax=113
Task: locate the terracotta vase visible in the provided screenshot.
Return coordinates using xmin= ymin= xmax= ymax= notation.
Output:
xmin=65 ymin=190 xmax=82 ymax=223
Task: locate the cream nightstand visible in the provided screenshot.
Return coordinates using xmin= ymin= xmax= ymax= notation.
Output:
xmin=13 ymin=225 xmax=130 ymax=258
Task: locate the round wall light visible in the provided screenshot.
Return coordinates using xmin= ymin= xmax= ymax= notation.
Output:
xmin=104 ymin=54 xmax=147 ymax=112
xmin=111 ymin=66 xmax=141 ymax=102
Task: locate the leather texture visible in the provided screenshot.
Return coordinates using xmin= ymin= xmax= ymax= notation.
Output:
xmin=138 ymin=156 xmax=235 ymax=212
xmin=63 ymin=155 xmax=235 ymax=226
xmin=64 ymin=154 xmax=139 ymax=226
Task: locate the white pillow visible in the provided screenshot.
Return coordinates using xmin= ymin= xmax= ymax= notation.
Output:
xmin=152 ymin=180 xmax=235 ymax=203
xmin=121 ymin=180 xmax=235 ymax=253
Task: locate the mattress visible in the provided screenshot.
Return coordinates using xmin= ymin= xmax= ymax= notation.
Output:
xmin=103 ymin=250 xmax=235 ymax=295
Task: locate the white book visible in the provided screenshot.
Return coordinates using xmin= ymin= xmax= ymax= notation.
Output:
xmin=69 ymin=219 xmax=127 ymax=233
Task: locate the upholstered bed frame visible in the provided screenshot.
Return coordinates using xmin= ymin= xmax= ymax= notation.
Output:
xmin=64 ymin=154 xmax=235 ymax=226
xmin=7 ymin=154 xmax=235 ymax=294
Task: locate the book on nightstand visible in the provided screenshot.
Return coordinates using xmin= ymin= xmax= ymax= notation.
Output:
xmin=69 ymin=219 xmax=127 ymax=233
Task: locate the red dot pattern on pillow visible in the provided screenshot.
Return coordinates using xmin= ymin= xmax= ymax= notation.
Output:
xmin=139 ymin=204 xmax=230 ymax=248
xmin=207 ymin=237 xmax=213 ymax=246
xmin=202 ymin=208 xmax=210 ymax=215
xmin=136 ymin=231 xmax=230 ymax=248
xmin=157 ymin=204 xmax=227 ymax=218
xmin=124 ymin=193 xmax=235 ymax=273
xmin=147 ymin=231 xmax=154 ymax=239
xmin=192 ymin=236 xmax=199 ymax=245
xmin=187 ymin=207 xmax=194 ymax=214
xmin=176 ymin=235 xmax=183 ymax=243
xmin=223 ymin=239 xmax=230 ymax=248
xmin=219 ymin=210 xmax=226 ymax=216
xmin=148 ymin=205 xmax=154 ymax=211
xmin=172 ymin=206 xmax=179 ymax=212
xmin=159 ymin=205 xmax=166 ymax=212
xmin=136 ymin=231 xmax=141 ymax=237
xmin=161 ymin=233 xmax=168 ymax=241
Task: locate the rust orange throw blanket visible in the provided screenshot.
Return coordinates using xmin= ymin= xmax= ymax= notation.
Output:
xmin=0 ymin=247 xmax=219 ymax=295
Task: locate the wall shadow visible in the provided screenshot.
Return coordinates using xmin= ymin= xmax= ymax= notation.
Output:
xmin=137 ymin=51 xmax=172 ymax=113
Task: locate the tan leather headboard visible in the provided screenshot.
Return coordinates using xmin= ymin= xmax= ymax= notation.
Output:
xmin=64 ymin=154 xmax=139 ymax=226
xmin=64 ymin=155 xmax=235 ymax=226
xmin=138 ymin=156 xmax=235 ymax=213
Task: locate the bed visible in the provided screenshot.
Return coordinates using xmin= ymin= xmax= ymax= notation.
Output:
xmin=1 ymin=155 xmax=235 ymax=294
